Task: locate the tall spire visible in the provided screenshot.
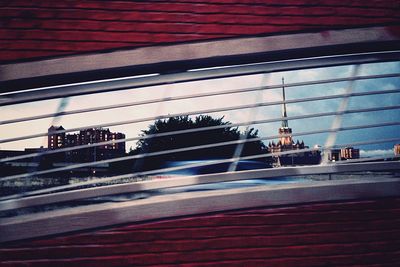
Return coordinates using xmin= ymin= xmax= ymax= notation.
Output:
xmin=281 ymin=77 xmax=289 ymax=128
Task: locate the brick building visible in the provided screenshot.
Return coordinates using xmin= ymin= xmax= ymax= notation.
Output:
xmin=47 ymin=125 xmax=66 ymax=150
xmin=341 ymin=147 xmax=360 ymax=160
xmin=327 ymin=149 xmax=341 ymax=162
xmin=395 ymin=144 xmax=400 ymax=156
xmin=48 ymin=125 xmax=126 ymax=162
xmin=326 ymin=147 xmax=360 ymax=161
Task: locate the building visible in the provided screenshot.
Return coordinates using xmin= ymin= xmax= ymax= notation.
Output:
xmin=326 ymin=147 xmax=360 ymax=161
xmin=48 ymin=126 xmax=126 ymax=162
xmin=340 ymin=147 xmax=360 ymax=160
xmin=394 ymin=144 xmax=400 ymax=156
xmin=48 ymin=126 xmax=66 ymax=150
xmin=268 ymin=78 xmax=321 ymax=166
xmin=327 ymin=149 xmax=341 ymax=162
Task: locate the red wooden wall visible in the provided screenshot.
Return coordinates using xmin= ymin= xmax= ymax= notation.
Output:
xmin=1 ymin=197 xmax=400 ymax=266
xmin=1 ymin=0 xmax=400 ymax=63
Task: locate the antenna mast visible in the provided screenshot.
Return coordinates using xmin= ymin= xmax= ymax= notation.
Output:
xmin=281 ymin=77 xmax=289 ymax=128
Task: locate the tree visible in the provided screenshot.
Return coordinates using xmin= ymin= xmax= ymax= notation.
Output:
xmin=131 ymin=115 xmax=269 ymax=171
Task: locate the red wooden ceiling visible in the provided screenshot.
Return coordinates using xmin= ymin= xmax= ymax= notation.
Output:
xmin=1 ymin=0 xmax=399 ymax=63
xmin=2 ymin=198 xmax=400 ymax=266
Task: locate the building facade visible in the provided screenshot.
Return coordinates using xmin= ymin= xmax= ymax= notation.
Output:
xmin=327 ymin=149 xmax=341 ymax=162
xmin=48 ymin=126 xmax=126 ymax=162
xmin=326 ymin=147 xmax=360 ymax=162
xmin=48 ymin=126 xmax=66 ymax=150
xmin=340 ymin=147 xmax=360 ymax=160
xmin=394 ymin=144 xmax=400 ymax=156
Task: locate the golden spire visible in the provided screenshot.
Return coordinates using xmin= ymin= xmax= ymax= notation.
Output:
xmin=281 ymin=77 xmax=289 ymax=128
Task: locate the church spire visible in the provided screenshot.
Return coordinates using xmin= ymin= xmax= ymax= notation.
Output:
xmin=281 ymin=77 xmax=289 ymax=128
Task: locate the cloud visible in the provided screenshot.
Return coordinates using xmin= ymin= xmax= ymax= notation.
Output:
xmin=360 ymin=149 xmax=394 ymax=158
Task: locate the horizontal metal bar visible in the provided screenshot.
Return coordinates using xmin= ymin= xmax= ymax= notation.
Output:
xmin=2 ymin=87 xmax=399 ymax=144
xmin=1 ymin=156 xmax=398 ymax=212
xmin=2 ymin=133 xmax=398 ymax=203
xmin=3 ymin=137 xmax=396 ymax=203
xmin=2 ymin=72 xmax=399 ymax=125
xmin=2 ymin=133 xmax=399 ymax=204
xmin=2 ymin=104 xmax=400 ymax=163
xmin=1 ymin=50 xmax=400 ymax=106
xmin=2 ymin=177 xmax=400 ymax=244
xmin=2 ymin=118 xmax=399 ymax=183
xmin=5 ymin=120 xmax=400 ymax=182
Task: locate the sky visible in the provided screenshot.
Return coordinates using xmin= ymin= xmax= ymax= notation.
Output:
xmin=1 ymin=61 xmax=399 ymax=158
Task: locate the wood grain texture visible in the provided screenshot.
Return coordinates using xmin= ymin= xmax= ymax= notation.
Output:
xmin=1 ymin=197 xmax=400 ymax=266
xmin=0 ymin=0 xmax=399 ymax=63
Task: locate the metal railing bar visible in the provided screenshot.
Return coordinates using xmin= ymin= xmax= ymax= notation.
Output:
xmin=0 ymin=137 xmax=298 ymax=182
xmin=2 ymin=50 xmax=400 ymax=106
xmin=115 ymin=137 xmax=400 ymax=180
xmin=0 ymin=50 xmax=396 ymax=97
xmin=3 ymin=120 xmax=400 ymax=183
xmin=2 ymin=102 xmax=398 ymax=163
xmin=187 ymin=50 xmax=400 ymax=72
xmin=330 ymin=137 xmax=400 ymax=149
xmin=2 ymin=119 xmax=399 ymax=182
xmin=2 ymin=88 xmax=399 ymax=144
xmin=2 ymin=72 xmax=400 ymax=126
xmin=1 ymin=159 xmax=399 ymax=212
xmin=1 ymin=143 xmax=398 ymax=209
xmin=0 ymin=74 xmax=161 ymax=97
xmin=0 ymin=147 xmax=319 ymax=201
xmin=228 ymin=73 xmax=270 ymax=172
xmin=2 ymin=101 xmax=400 ymax=164
xmin=0 ymin=141 xmax=391 ymax=202
xmin=4 ymin=133 xmax=399 ymax=202
xmin=322 ymin=65 xmax=360 ymax=163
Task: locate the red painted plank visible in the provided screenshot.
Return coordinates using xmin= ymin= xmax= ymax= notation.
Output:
xmin=159 ymin=252 xmax=400 ymax=267
xmin=15 ymin=220 xmax=399 ymax=248
xmin=1 ymin=198 xmax=400 ymax=266
xmin=2 ymin=248 xmax=400 ymax=267
xmin=3 ymin=0 xmax=399 ymax=10
xmin=5 ymin=217 xmax=400 ymax=248
xmin=228 ymin=198 xmax=400 ymax=214
xmin=0 ymin=8 xmax=197 ymax=23
xmin=0 ymin=50 xmax=71 ymax=61
xmin=2 ymin=232 xmax=400 ymax=261
xmin=135 ymin=208 xmax=400 ymax=230
xmin=0 ymin=28 xmax=229 ymax=42
xmin=0 ymin=40 xmax=143 ymax=52
xmin=2 ymin=10 xmax=398 ymax=30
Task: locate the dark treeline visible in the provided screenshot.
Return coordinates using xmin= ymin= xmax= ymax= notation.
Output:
xmin=1 ymin=115 xmax=271 ymax=182
xmin=115 ymin=115 xmax=270 ymax=173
